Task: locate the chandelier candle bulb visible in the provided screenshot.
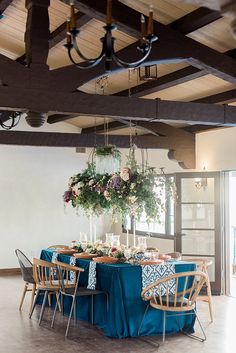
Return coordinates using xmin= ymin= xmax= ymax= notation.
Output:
xmin=148 ymin=5 xmax=154 ymax=35
xmin=66 ymin=18 xmax=72 ymax=44
xmin=70 ymin=2 xmax=76 ymax=29
xmin=106 ymin=0 xmax=112 ymax=25
xmin=141 ymin=14 xmax=146 ymax=38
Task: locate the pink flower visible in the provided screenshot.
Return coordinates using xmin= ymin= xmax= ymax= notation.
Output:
xmin=104 ymin=190 xmax=110 ymax=199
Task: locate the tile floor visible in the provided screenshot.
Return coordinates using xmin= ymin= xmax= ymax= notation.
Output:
xmin=0 ymin=275 xmax=235 ymax=353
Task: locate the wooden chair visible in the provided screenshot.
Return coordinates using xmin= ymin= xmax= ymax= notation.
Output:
xmin=15 ymin=249 xmax=36 ymax=313
xmin=51 ymin=260 xmax=108 ymax=337
xmin=47 ymin=245 xmax=70 ymax=249
xmin=139 ymin=271 xmax=208 ymax=342
xmin=29 ymin=258 xmax=72 ymax=324
xmin=184 ymin=258 xmax=214 ymax=322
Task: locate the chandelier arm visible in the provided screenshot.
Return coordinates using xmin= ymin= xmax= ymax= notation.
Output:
xmin=112 ymin=45 xmax=152 ymax=69
xmin=72 ymin=34 xmax=104 ymax=63
xmin=67 ymin=47 xmax=104 ymax=69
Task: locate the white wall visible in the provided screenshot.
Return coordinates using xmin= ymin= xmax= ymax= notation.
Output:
xmin=0 ymin=119 xmax=109 ymax=269
xmin=196 ymin=127 xmax=236 ymax=171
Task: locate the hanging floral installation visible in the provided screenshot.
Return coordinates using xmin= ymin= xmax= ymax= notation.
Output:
xmin=63 ymin=145 xmax=176 ymax=223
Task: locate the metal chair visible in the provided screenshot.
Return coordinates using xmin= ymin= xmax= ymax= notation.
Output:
xmin=29 ymin=258 xmax=72 ymax=324
xmin=139 ymin=271 xmax=208 ymax=343
xmin=184 ymin=258 xmax=214 ymax=322
xmin=51 ymin=260 xmax=108 ymax=337
xmin=15 ymin=249 xmax=36 ymax=313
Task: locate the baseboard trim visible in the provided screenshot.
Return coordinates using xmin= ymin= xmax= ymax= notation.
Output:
xmin=0 ymin=268 xmax=21 ymax=276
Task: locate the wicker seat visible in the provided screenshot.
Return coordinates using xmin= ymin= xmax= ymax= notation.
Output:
xmin=51 ymin=260 xmax=108 ymax=337
xmin=139 ymin=271 xmax=207 ymax=343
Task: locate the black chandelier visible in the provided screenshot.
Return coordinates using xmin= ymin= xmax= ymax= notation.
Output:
xmin=65 ymin=0 xmax=158 ymax=72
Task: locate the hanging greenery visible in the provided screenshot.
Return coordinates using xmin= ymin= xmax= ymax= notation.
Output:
xmin=63 ymin=148 xmax=176 ymax=223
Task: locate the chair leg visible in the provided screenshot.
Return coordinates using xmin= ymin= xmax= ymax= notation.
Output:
xmin=29 ymin=289 xmax=40 ymax=318
xmin=138 ymin=303 xmax=149 ymax=336
xmin=51 ymin=294 xmax=59 ymax=328
xmin=65 ymin=296 xmax=76 ymax=337
xmin=39 ymin=290 xmax=48 ymax=325
xmin=74 ymin=298 xmax=76 ymax=323
xmin=180 ymin=310 xmax=206 ymax=342
xmin=48 ymin=293 xmax=52 ymax=307
xmin=55 ymin=291 xmax=62 ymax=312
xmin=162 ymin=311 xmax=166 ymax=343
xmin=29 ymin=284 xmax=36 ymax=314
xmin=91 ymin=295 xmax=94 ymax=325
xmin=19 ymin=283 xmax=28 ymax=311
xmin=206 ymin=279 xmax=214 ymax=322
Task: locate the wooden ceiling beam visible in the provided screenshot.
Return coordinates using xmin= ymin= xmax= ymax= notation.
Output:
xmin=192 ymin=89 xmax=236 ymax=104
xmin=0 ymin=127 xmax=195 ymax=168
xmin=170 ymin=7 xmax=221 ymax=34
xmin=25 ymin=0 xmax=50 ymax=69
xmin=1 ymin=85 xmax=236 ymax=125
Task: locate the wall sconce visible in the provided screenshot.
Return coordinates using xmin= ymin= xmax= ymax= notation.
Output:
xmin=195 ymin=167 xmax=207 ymax=190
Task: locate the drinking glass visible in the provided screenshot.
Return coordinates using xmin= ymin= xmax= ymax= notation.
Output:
xmin=138 ymin=236 xmax=147 ymax=251
xmin=105 ymin=233 xmax=114 ymax=245
xmin=112 ymin=235 xmax=120 ymax=247
xmin=124 ymin=248 xmax=132 ymax=260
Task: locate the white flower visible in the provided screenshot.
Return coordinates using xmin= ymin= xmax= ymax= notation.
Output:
xmin=77 ymin=181 xmax=84 ymax=188
xmin=129 ymin=196 xmax=137 ymax=204
xmin=130 ymin=183 xmax=136 ymax=189
xmin=89 ymin=179 xmax=95 ymax=186
xmin=120 ymin=167 xmax=131 ymax=181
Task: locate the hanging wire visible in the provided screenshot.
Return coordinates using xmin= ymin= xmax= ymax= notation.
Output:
xmin=0 ymin=112 xmax=21 ymax=130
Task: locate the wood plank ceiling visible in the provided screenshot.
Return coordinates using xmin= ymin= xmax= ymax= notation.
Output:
xmin=1 ymin=0 xmax=236 ymax=169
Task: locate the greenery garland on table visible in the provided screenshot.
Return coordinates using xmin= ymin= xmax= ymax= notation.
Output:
xmin=63 ymin=146 xmax=176 ymax=223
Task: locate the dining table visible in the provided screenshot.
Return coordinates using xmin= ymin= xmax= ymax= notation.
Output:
xmin=40 ymin=248 xmax=196 ymax=338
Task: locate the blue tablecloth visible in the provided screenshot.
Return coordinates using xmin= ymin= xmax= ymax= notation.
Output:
xmin=40 ymin=249 xmax=196 ymax=338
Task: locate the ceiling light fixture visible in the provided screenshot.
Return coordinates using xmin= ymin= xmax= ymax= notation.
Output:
xmin=65 ymin=0 xmax=158 ymax=72
xmin=138 ymin=64 xmax=158 ymax=81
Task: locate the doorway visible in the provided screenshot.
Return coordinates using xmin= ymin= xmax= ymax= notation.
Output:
xmin=225 ymin=171 xmax=236 ymax=297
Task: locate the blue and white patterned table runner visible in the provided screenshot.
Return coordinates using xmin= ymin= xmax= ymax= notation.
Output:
xmin=51 ymin=252 xmax=97 ymax=289
xmin=141 ymin=263 xmax=176 ymax=297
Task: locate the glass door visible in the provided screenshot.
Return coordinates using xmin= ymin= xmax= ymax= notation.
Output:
xmin=175 ymin=172 xmax=221 ymax=294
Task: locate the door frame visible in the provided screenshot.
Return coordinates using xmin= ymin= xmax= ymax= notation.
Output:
xmin=175 ymin=171 xmax=222 ymax=294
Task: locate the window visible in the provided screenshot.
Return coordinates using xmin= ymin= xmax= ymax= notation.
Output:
xmin=124 ymin=175 xmax=175 ymax=238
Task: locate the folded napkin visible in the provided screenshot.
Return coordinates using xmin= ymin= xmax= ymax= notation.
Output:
xmin=141 ymin=263 xmax=176 ymax=297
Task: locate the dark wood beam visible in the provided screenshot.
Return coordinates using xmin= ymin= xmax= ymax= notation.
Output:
xmin=193 ymin=89 xmax=236 ymax=104
xmin=1 ymin=86 xmax=236 ymax=125
xmin=25 ymin=0 xmax=50 ymax=69
xmin=0 ymin=130 xmax=190 ymax=149
xmin=0 ymin=0 xmax=13 ymax=13
xmin=182 ymin=124 xmax=223 ymax=133
xmin=0 ymin=54 xmax=29 ymax=87
xmin=0 ymin=128 xmax=195 ymax=168
xmin=170 ymin=7 xmax=221 ymax=34
xmin=116 ymin=67 xmax=206 ymax=97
